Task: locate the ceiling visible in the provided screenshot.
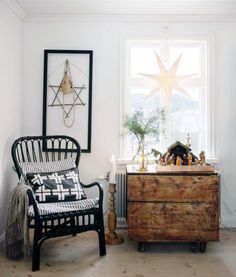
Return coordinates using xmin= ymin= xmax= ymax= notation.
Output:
xmin=4 ymin=0 xmax=236 ymax=21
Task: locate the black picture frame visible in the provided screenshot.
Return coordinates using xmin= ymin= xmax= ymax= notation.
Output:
xmin=42 ymin=49 xmax=93 ymax=153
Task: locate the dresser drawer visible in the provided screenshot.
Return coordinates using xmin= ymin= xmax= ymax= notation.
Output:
xmin=128 ymin=202 xmax=219 ymax=229
xmin=128 ymin=228 xmax=219 ymax=242
xmin=127 ymin=175 xmax=219 ymax=202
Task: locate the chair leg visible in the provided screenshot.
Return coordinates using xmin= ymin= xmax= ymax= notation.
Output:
xmin=99 ymin=229 xmax=106 ymax=256
xmin=32 ymin=244 xmax=40 ymax=271
xmin=32 ymin=224 xmax=42 ymax=272
xmin=71 ymin=216 xmax=77 ymax=237
xmin=32 ymin=236 xmax=40 ymax=271
xmin=98 ymin=214 xmax=106 ymax=256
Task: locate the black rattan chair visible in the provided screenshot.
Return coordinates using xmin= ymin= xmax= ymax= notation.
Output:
xmin=11 ymin=135 xmax=106 ymax=271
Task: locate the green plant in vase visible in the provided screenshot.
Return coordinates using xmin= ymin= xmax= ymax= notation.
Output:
xmin=123 ymin=108 xmax=165 ymax=170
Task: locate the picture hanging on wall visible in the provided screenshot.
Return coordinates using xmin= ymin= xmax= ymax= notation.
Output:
xmin=43 ymin=49 xmax=93 ymax=152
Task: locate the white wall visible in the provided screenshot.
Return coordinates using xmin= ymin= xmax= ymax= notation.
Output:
xmin=0 ymin=2 xmax=23 ymax=234
xmin=22 ymin=19 xmax=236 ymax=226
xmin=22 ymin=21 xmax=121 ymax=184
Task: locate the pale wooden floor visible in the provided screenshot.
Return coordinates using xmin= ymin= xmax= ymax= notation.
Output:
xmin=1 ymin=229 xmax=236 ymax=277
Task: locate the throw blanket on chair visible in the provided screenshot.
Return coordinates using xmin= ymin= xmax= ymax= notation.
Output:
xmin=5 ymin=183 xmax=31 ymax=259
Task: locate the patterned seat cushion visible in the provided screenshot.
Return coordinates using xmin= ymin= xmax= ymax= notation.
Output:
xmin=28 ymin=198 xmax=99 ymax=217
xmin=26 ymin=168 xmax=86 ymax=203
xmin=21 ymin=158 xmax=76 ymax=175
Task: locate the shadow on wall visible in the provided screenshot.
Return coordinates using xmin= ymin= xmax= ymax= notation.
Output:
xmin=98 ymin=178 xmax=109 ymax=227
xmin=0 ymin=137 xmax=19 ymax=235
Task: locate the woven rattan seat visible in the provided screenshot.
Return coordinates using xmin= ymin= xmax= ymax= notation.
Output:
xmin=27 ymin=199 xmax=99 ymax=217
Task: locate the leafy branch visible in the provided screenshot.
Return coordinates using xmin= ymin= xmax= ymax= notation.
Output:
xmin=123 ymin=108 xmax=166 ymax=146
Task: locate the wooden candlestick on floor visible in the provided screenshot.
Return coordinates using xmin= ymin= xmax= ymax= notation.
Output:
xmin=105 ymin=182 xmax=124 ymax=245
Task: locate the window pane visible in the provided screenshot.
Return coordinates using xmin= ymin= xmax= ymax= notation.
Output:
xmin=123 ymin=39 xmax=208 ymax=158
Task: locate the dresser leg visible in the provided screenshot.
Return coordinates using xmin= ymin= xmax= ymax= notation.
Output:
xmin=138 ymin=241 xmax=145 ymax=252
xmin=199 ymin=242 xmax=207 ymax=253
xmin=192 ymin=241 xmax=207 ymax=253
xmin=191 ymin=241 xmax=198 ymax=253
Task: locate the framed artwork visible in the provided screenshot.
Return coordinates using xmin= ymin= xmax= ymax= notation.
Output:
xmin=43 ymin=49 xmax=93 ymax=152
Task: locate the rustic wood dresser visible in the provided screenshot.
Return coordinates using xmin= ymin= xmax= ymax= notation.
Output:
xmin=127 ymin=165 xmax=220 ymax=252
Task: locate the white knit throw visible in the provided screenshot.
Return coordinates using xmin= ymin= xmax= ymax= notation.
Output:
xmin=5 ymin=183 xmax=31 ymax=259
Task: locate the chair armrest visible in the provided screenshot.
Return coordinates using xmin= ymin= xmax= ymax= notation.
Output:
xmin=80 ymin=182 xmax=103 ymax=210
xmin=26 ymin=189 xmax=40 ymax=221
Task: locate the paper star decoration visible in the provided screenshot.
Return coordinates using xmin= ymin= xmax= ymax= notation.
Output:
xmin=140 ymin=52 xmax=196 ymax=105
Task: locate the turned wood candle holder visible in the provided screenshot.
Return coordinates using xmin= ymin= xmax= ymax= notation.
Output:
xmin=105 ymin=182 xmax=124 ymax=245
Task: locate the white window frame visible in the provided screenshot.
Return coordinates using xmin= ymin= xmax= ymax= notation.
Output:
xmin=120 ymin=34 xmax=217 ymax=162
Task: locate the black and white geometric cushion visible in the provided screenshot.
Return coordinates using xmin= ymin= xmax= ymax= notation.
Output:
xmin=26 ymin=168 xmax=86 ymax=203
xmin=27 ymin=198 xmax=99 ymax=217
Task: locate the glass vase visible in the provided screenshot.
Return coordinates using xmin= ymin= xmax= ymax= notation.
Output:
xmin=139 ymin=142 xmax=147 ymax=171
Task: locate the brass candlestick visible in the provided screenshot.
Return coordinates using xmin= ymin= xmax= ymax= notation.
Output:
xmin=105 ymin=182 xmax=124 ymax=245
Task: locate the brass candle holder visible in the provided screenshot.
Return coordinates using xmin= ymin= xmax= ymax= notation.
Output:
xmin=105 ymin=182 xmax=124 ymax=245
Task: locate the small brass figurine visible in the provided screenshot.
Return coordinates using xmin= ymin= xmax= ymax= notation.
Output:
xmin=165 ymin=151 xmax=171 ymax=165
xmin=169 ymin=154 xmax=175 ymax=165
xmin=182 ymin=154 xmax=188 ymax=165
xmin=188 ymin=153 xmax=192 ymax=165
xmin=151 ymin=149 xmax=163 ymax=165
xmin=176 ymin=156 xmax=183 ymax=166
xmin=199 ymin=151 xmax=206 ymax=165
xmin=159 ymin=157 xmax=164 ymax=166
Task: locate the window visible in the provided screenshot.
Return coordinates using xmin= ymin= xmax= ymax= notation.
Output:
xmin=121 ymin=38 xmax=213 ymax=158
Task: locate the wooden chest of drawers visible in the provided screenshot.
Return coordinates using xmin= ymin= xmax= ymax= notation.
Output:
xmin=127 ymin=165 xmax=219 ymax=252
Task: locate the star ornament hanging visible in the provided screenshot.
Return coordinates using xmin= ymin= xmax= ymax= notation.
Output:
xmin=48 ymin=59 xmax=86 ymax=128
xmin=140 ymin=52 xmax=196 ymax=105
